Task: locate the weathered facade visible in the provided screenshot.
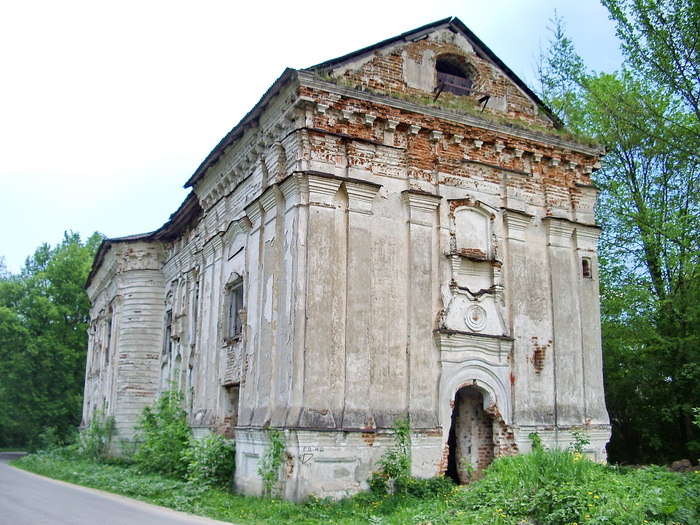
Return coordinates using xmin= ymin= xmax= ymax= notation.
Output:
xmin=82 ymin=17 xmax=610 ymax=499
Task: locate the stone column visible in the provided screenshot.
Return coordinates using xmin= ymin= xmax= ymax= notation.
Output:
xmin=278 ymin=175 xmax=307 ymax=427
xmin=250 ymin=187 xmax=281 ymax=426
xmin=239 ymin=201 xmax=262 ymax=426
xmin=198 ymin=233 xmax=223 ymax=412
xmin=111 ymin=241 xmax=165 ymax=442
xmin=106 ymin=295 xmax=123 ymax=420
xmin=574 ymin=226 xmax=609 ymax=425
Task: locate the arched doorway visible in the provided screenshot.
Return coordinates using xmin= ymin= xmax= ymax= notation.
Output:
xmin=446 ymin=386 xmax=495 ymax=483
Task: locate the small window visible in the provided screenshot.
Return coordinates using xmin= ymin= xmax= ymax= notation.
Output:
xmin=191 ymin=280 xmax=200 ymax=346
xmin=582 ymin=258 xmax=592 ymax=279
xmin=436 ymin=55 xmax=474 ymax=96
xmin=226 ymin=280 xmax=244 ymax=342
xmin=164 ymin=310 xmax=173 ymax=355
xmin=104 ymin=316 xmax=112 ymax=365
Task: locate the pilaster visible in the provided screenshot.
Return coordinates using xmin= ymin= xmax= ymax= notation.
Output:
xmin=341 ymin=179 xmax=381 ymax=428
xmin=403 ymin=190 xmax=441 ymax=427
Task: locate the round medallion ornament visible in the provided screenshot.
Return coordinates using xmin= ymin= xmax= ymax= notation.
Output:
xmin=465 ymin=304 xmax=487 ymax=332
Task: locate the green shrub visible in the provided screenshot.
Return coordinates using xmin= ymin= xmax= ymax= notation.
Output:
xmin=393 ymin=474 xmax=455 ymax=498
xmin=78 ymin=410 xmax=115 ymax=461
xmin=183 ymin=433 xmax=236 ymax=487
xmin=369 ymin=418 xmax=412 ymax=495
xmin=133 ymin=387 xmax=191 ymax=478
xmin=367 ymin=418 xmax=455 ymax=499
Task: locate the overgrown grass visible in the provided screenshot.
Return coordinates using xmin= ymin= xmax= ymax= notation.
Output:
xmin=13 ymin=448 xmax=700 ymax=524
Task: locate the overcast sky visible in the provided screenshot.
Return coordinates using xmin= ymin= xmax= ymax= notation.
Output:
xmin=0 ymin=0 xmax=623 ymax=274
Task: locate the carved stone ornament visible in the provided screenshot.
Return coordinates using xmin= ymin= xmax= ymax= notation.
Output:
xmin=465 ymin=304 xmax=487 ymax=332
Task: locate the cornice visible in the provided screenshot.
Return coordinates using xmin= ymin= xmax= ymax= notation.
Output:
xmin=297 ymin=70 xmax=604 ymax=158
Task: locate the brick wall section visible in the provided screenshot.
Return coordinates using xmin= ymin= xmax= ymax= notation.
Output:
xmin=299 ymin=85 xmax=599 ymax=204
xmin=486 ymin=404 xmax=518 ymax=458
xmin=328 ymin=36 xmax=550 ymax=128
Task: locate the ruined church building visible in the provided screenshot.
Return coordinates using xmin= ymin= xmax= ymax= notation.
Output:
xmin=83 ymin=17 xmax=610 ymax=499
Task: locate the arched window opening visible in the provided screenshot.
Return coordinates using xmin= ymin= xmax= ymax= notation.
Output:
xmin=163 ymin=310 xmax=173 ymax=356
xmin=436 ymin=55 xmax=475 ymax=96
xmin=582 ymin=257 xmax=592 ymax=279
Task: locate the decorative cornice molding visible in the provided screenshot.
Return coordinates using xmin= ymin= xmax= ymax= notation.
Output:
xmin=307 ymin=174 xmax=343 ymax=207
xmin=402 ymin=189 xmax=441 ymax=227
xmin=279 ymin=173 xmax=307 ymax=210
xmin=503 ymin=209 xmax=532 ymax=241
xmin=573 ymin=225 xmax=601 ymax=251
xmin=245 ymin=201 xmax=263 ymax=225
xmin=345 ymin=180 xmax=381 ymax=215
xmin=435 ymin=328 xmax=513 ymax=355
xmin=201 ymin=233 xmax=223 ymax=261
xmin=543 ymin=217 xmax=574 ymax=247
xmin=297 ymin=71 xmax=604 ymax=158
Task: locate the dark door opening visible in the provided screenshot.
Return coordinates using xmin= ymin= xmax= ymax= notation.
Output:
xmin=446 ymin=386 xmax=495 ymax=483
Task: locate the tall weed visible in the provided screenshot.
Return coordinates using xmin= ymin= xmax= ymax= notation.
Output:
xmin=257 ymin=429 xmax=285 ymax=495
xmin=78 ymin=410 xmax=115 ymax=461
xmin=183 ymin=433 xmax=236 ymax=487
xmin=133 ymin=387 xmax=191 ymax=478
xmin=369 ymin=419 xmax=454 ymax=499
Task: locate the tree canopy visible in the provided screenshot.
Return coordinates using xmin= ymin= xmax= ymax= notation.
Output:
xmin=539 ymin=0 xmax=699 ymax=463
xmin=0 ymin=231 xmax=103 ymax=449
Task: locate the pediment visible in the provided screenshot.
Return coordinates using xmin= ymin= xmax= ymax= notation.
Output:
xmin=308 ymin=17 xmax=560 ymax=129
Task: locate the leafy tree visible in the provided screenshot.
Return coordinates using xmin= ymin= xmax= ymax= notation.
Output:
xmin=0 ymin=306 xmax=32 ymax=446
xmin=602 ymin=0 xmax=700 ymax=135
xmin=0 ymin=231 xmax=103 ymax=448
xmin=539 ymin=5 xmax=699 ymax=463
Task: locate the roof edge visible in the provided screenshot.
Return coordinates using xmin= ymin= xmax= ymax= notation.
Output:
xmin=307 ymin=17 xmax=454 ymax=71
xmin=184 ymin=68 xmax=298 ymax=189
xmin=85 ymin=191 xmax=202 ymax=288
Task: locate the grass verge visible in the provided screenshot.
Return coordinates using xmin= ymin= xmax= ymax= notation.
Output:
xmin=12 ymin=449 xmax=700 ymax=524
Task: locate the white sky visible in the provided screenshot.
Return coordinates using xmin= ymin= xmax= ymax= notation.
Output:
xmin=0 ymin=0 xmax=622 ymax=274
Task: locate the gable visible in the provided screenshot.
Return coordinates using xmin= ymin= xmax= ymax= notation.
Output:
xmin=308 ymin=17 xmax=559 ymax=130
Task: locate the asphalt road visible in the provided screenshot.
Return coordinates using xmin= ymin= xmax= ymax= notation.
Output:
xmin=0 ymin=453 xmax=233 ymax=525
